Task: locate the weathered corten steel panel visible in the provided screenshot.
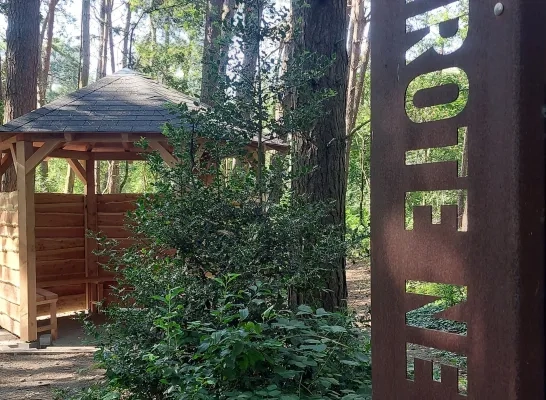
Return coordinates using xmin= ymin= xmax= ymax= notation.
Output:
xmin=371 ymin=0 xmax=545 ymax=399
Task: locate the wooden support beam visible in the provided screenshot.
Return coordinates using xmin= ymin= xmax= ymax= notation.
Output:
xmin=25 ymin=140 xmax=62 ymax=174
xmin=10 ymin=144 xmax=17 ymax=163
xmin=0 ymin=136 xmax=17 ymax=151
xmin=84 ymin=156 xmax=99 ymax=312
xmin=47 ymin=149 xmax=91 ymax=160
xmin=16 ymin=140 xmax=37 ymax=342
xmin=148 ymin=141 xmax=178 ymax=167
xmin=0 ymin=152 xmax=13 ymax=176
xmin=67 ymin=159 xmax=87 ymax=184
xmin=93 ymin=152 xmax=146 ymax=161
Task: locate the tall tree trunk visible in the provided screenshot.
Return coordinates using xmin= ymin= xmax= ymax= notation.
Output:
xmin=101 ymin=6 xmax=110 ymax=78
xmin=106 ymin=161 xmax=120 ymax=194
xmin=290 ymin=0 xmax=349 ymax=311
xmin=458 ymin=130 xmax=469 ymax=230
xmin=65 ymin=164 xmax=75 ymax=194
xmin=108 ymin=0 xmax=116 ymax=73
xmin=2 ymin=0 xmax=41 ymax=192
xmin=80 ymin=0 xmax=91 ymax=86
xmin=96 ymin=0 xmax=106 ymax=80
xmin=0 ymin=53 xmax=3 ymax=123
xmin=119 ymin=161 xmax=129 ymax=192
xmin=345 ymin=1 xmax=370 ymax=181
xmin=241 ymin=2 xmax=260 ymax=92
xmin=346 ymin=0 xmax=369 ymax=135
xmin=38 ymin=0 xmax=59 ymax=107
xmin=122 ymin=1 xmax=132 ymax=68
xmin=200 ymin=0 xmax=224 ymax=105
xmin=95 ymin=161 xmax=102 ymax=194
xmin=219 ymin=0 xmax=236 ymax=78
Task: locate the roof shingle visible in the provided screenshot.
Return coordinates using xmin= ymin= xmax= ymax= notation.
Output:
xmin=0 ymin=69 xmax=198 ymax=134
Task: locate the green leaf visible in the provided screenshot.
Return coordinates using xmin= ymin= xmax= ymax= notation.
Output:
xmin=239 ymin=308 xmax=249 ymax=320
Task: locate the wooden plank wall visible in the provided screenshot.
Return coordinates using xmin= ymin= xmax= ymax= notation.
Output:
xmin=96 ymin=194 xmax=138 ymax=301
xmin=0 ymin=192 xmax=20 ymax=336
xmin=35 ymin=194 xmax=86 ymax=316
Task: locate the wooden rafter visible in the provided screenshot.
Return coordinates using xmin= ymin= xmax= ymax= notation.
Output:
xmin=148 ymin=141 xmax=178 ymax=167
xmin=25 ymin=140 xmax=62 ymax=174
xmin=67 ymin=159 xmax=87 ymax=184
xmin=0 ymin=152 xmax=13 ymax=176
xmin=10 ymin=143 xmax=17 ymax=163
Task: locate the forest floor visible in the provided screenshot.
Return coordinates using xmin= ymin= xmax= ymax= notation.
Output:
xmin=0 ymin=260 xmax=466 ymax=399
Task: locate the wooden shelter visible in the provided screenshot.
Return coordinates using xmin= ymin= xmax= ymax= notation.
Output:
xmin=0 ymin=69 xmax=285 ymax=342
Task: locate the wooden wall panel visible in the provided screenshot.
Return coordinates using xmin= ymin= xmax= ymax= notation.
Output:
xmin=0 ymin=192 xmax=20 ymax=336
xmin=35 ymin=193 xmax=87 ymax=316
xmin=96 ymin=194 xmax=139 ymax=279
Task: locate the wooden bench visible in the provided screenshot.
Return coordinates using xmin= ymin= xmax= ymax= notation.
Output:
xmin=36 ymin=288 xmax=58 ymax=340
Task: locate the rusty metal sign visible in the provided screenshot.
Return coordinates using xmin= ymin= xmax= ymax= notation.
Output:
xmin=371 ymin=0 xmax=545 ymax=398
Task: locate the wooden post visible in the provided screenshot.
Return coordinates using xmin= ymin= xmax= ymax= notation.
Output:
xmin=16 ymin=140 xmax=37 ymax=342
xmin=84 ymin=156 xmax=99 ymax=311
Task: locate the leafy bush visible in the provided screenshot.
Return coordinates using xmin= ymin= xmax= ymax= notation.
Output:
xmin=81 ymin=276 xmax=371 ymax=400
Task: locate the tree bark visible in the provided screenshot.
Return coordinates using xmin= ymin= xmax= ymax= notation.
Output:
xmin=200 ymin=0 xmax=224 ymax=105
xmin=219 ymin=0 xmax=236 ymax=78
xmin=108 ymin=0 xmax=116 ymax=73
xmin=0 ymin=53 xmax=3 ymax=121
xmin=2 ymin=0 xmax=41 ymax=192
xmin=101 ymin=3 xmax=110 ymax=78
xmin=38 ymin=0 xmax=59 ymax=107
xmin=65 ymin=165 xmax=75 ymax=194
xmin=80 ymin=0 xmax=91 ymax=87
xmin=290 ymin=0 xmax=349 ymax=311
xmin=106 ymin=161 xmax=120 ymax=194
xmin=95 ymin=161 xmax=102 ymax=194
xmin=241 ymin=2 xmax=260 ymax=94
xmin=96 ymin=0 xmax=106 ymax=80
xmin=346 ymin=0 xmax=369 ymax=135
xmin=458 ymin=130 xmax=469 ymax=230
xmin=122 ymin=1 xmax=132 ymax=68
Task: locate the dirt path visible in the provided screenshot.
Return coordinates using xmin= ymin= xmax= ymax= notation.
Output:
xmin=346 ymin=260 xmax=371 ymax=326
xmin=0 ymin=353 xmax=101 ymax=400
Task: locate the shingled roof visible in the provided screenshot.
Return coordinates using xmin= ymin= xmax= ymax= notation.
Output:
xmin=0 ymin=69 xmax=198 ymax=134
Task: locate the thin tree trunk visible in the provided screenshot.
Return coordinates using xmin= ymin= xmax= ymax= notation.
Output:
xmin=119 ymin=161 xmax=129 ymax=192
xmin=458 ymin=130 xmax=469 ymax=230
xmin=218 ymin=0 xmax=236 ymax=78
xmin=39 ymin=9 xmax=50 ymax=51
xmin=95 ymin=161 xmax=101 ymax=194
xmin=96 ymin=0 xmax=106 ymax=80
xmin=122 ymin=1 xmax=132 ymax=68
xmin=346 ymin=0 xmax=368 ymax=134
xmin=106 ymin=161 xmax=120 ymax=194
xmin=290 ymin=0 xmax=349 ymax=311
xmin=108 ymin=0 xmax=116 ymax=73
xmin=65 ymin=165 xmax=75 ymax=194
xmin=80 ymin=0 xmax=91 ymax=87
xmin=0 ymin=53 xmax=3 ymax=121
xmin=241 ymin=2 xmax=260 ymax=97
xmin=39 ymin=0 xmax=59 ymax=107
xmin=102 ymin=7 xmax=109 ymax=78
xmin=200 ymin=0 xmax=224 ymax=104
xmin=39 ymin=161 xmax=49 ymax=190
xmin=2 ymin=0 xmax=41 ymax=192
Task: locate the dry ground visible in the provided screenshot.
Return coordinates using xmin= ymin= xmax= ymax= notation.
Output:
xmin=0 ymin=353 xmax=102 ymax=400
